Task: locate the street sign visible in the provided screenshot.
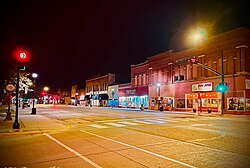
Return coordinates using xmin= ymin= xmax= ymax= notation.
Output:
xmin=6 ymin=83 xmax=15 ymax=92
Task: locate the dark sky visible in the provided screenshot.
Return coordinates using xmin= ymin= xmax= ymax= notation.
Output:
xmin=1 ymin=0 xmax=249 ymax=92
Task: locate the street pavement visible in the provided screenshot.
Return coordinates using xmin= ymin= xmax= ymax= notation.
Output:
xmin=0 ymin=104 xmax=249 ymax=168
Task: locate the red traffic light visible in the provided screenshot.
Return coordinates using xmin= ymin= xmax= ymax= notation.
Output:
xmin=12 ymin=48 xmax=30 ymax=63
xmin=41 ymin=92 xmax=46 ymax=96
xmin=190 ymin=58 xmax=198 ymax=64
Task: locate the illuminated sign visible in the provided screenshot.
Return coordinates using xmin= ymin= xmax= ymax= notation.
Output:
xmin=125 ymin=89 xmax=136 ymax=95
xmin=192 ymin=82 xmax=213 ymax=92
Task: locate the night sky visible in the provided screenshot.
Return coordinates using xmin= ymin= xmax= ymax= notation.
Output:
xmin=1 ymin=0 xmax=249 ymax=92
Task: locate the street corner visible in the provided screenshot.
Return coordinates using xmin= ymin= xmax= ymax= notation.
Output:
xmin=0 ymin=129 xmax=44 ymax=136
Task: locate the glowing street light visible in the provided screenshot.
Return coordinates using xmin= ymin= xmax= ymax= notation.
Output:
xmin=157 ymin=83 xmax=162 ymax=110
xmin=31 ymin=73 xmax=38 ymax=114
xmin=44 ymin=86 xmax=49 ymax=92
xmin=75 ymin=92 xmax=78 ymax=106
xmin=43 ymin=86 xmax=49 ymax=104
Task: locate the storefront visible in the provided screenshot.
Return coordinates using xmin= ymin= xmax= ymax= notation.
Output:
xmin=118 ymin=86 xmax=148 ymax=108
xmin=185 ymin=92 xmax=221 ymax=112
xmin=148 ymin=84 xmax=175 ymax=110
xmin=149 ymin=97 xmax=174 ymax=110
xmin=185 ymin=82 xmax=221 ymax=113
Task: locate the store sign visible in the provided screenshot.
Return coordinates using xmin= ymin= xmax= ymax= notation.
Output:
xmin=6 ymin=84 xmax=15 ymax=92
xmin=246 ymin=79 xmax=250 ymax=89
xmin=125 ymin=89 xmax=136 ymax=95
xmin=192 ymin=82 xmax=213 ymax=92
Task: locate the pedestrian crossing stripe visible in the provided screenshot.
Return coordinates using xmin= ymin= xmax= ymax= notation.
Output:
xmin=105 ymin=123 xmax=125 ymax=127
xmin=144 ymin=119 xmax=166 ymax=124
xmin=133 ymin=120 xmax=154 ymax=124
xmin=87 ymin=117 xmax=207 ymax=129
xmin=89 ymin=124 xmax=108 ymax=129
xmin=119 ymin=121 xmax=138 ymax=126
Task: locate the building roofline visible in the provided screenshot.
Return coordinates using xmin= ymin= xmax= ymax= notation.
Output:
xmin=85 ymin=73 xmax=115 ymax=82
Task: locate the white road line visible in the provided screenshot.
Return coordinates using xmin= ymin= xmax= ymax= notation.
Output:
xmin=105 ymin=123 xmax=125 ymax=127
xmin=191 ymin=124 xmax=206 ymax=127
xmin=119 ymin=121 xmax=138 ymax=126
xmin=80 ymin=130 xmax=196 ymax=168
xmin=89 ymin=124 xmax=108 ymax=129
xmin=43 ymin=133 xmax=102 ymax=168
xmin=145 ymin=119 xmax=166 ymax=124
xmin=165 ymin=119 xmax=178 ymax=122
xmin=134 ymin=120 xmax=154 ymax=124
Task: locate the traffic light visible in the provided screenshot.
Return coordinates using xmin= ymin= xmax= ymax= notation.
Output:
xmin=41 ymin=92 xmax=46 ymax=96
xmin=190 ymin=58 xmax=198 ymax=64
xmin=13 ymin=48 xmax=30 ymax=63
xmin=216 ymin=82 xmax=229 ymax=92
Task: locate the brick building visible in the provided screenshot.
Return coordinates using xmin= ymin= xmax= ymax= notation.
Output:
xmin=85 ymin=73 xmax=116 ymax=106
xmin=131 ymin=27 xmax=250 ymax=114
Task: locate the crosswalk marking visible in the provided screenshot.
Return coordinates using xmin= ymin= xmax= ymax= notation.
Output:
xmin=87 ymin=117 xmax=209 ymax=129
xmin=105 ymin=123 xmax=125 ymax=127
xmin=191 ymin=124 xmax=206 ymax=127
xmin=165 ymin=119 xmax=178 ymax=122
xmin=144 ymin=119 xmax=166 ymax=124
xmin=89 ymin=124 xmax=108 ymax=129
xmin=119 ymin=121 xmax=138 ymax=126
xmin=134 ymin=120 xmax=154 ymax=124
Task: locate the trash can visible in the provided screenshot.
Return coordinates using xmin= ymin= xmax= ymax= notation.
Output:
xmin=208 ymin=109 xmax=212 ymax=113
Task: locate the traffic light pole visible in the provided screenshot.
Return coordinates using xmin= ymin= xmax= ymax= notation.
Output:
xmin=194 ymin=50 xmax=225 ymax=115
xmin=221 ymin=50 xmax=225 ymax=115
xmin=13 ymin=66 xmax=20 ymax=129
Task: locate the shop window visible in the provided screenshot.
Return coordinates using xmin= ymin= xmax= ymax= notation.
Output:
xmin=227 ymin=97 xmax=245 ymax=111
xmin=187 ymin=99 xmax=193 ymax=108
xmin=202 ymin=99 xmax=218 ymax=107
xmin=246 ymin=99 xmax=250 ymax=111
xmin=176 ymin=99 xmax=185 ymax=108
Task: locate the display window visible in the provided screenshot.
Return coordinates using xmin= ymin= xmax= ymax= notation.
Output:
xmin=187 ymin=93 xmax=219 ymax=107
xmin=162 ymin=97 xmax=174 ymax=108
xmin=119 ymin=96 xmax=148 ymax=108
xmin=202 ymin=99 xmax=218 ymax=107
xmin=246 ymin=99 xmax=250 ymax=111
xmin=187 ymin=99 xmax=194 ymax=108
xmin=227 ymin=97 xmax=245 ymax=111
xmin=176 ymin=99 xmax=185 ymax=108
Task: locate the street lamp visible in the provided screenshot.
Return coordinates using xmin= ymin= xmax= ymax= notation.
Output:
xmin=157 ymin=83 xmax=161 ymax=109
xmin=31 ymin=73 xmax=38 ymax=114
xmin=75 ymin=92 xmax=78 ymax=106
xmin=43 ymin=86 xmax=49 ymax=104
xmin=193 ymin=32 xmax=225 ymax=115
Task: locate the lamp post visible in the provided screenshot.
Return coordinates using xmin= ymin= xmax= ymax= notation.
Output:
xmin=193 ymin=32 xmax=225 ymax=115
xmin=112 ymin=89 xmax=115 ymax=108
xmin=75 ymin=92 xmax=78 ymax=106
xmin=157 ymin=83 xmax=161 ymax=110
xmin=31 ymin=73 xmax=38 ymax=114
xmin=43 ymin=86 xmax=49 ymax=104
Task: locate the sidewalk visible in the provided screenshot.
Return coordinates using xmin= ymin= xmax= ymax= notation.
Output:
xmin=0 ymin=107 xmax=67 ymax=135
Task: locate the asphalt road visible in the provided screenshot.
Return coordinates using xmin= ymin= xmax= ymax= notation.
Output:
xmin=0 ymin=105 xmax=249 ymax=168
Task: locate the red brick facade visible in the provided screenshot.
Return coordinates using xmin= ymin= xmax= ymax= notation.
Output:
xmin=131 ymin=27 xmax=250 ymax=114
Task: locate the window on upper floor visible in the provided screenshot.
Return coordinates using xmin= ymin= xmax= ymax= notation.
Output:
xmin=175 ymin=76 xmax=178 ymax=81
xmin=180 ymin=75 xmax=184 ymax=81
